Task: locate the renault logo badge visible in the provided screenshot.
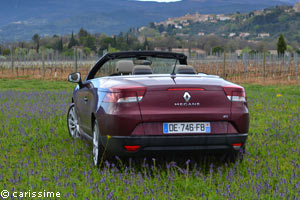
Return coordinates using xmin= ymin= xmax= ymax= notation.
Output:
xmin=183 ymin=92 xmax=191 ymax=102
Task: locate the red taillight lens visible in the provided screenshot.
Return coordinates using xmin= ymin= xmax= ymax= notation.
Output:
xmin=223 ymin=85 xmax=246 ymax=102
xmin=124 ymin=145 xmax=141 ymax=152
xmin=232 ymin=143 xmax=242 ymax=147
xmin=103 ymin=86 xmax=146 ymax=103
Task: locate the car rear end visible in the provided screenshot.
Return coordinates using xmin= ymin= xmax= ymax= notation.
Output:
xmin=97 ymin=76 xmax=249 ymax=158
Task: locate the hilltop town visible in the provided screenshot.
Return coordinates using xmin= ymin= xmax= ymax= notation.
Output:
xmin=140 ymin=2 xmax=300 ymax=41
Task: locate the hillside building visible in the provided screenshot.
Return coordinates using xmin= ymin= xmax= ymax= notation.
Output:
xmin=216 ymin=14 xmax=232 ymax=21
xmin=258 ymin=33 xmax=270 ymax=38
xmin=229 ymin=33 xmax=236 ymax=37
xmin=171 ymin=48 xmax=206 ymax=56
xmin=269 ymin=50 xmax=278 ymax=55
xmin=239 ymin=32 xmax=250 ymax=38
xmin=235 ymin=50 xmax=243 ymax=56
xmin=294 ymin=2 xmax=300 ymax=13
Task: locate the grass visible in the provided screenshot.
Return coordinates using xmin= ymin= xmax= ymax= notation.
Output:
xmin=0 ymin=79 xmax=299 ymax=199
xmin=0 ymin=78 xmax=75 ymax=91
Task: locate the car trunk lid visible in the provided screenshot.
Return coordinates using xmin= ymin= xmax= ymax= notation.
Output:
xmin=130 ymin=76 xmax=232 ymax=132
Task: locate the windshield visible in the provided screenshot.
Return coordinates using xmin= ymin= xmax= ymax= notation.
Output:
xmin=94 ymin=57 xmax=178 ymax=78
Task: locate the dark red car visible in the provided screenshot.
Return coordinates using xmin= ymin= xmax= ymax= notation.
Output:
xmin=67 ymin=51 xmax=249 ymax=166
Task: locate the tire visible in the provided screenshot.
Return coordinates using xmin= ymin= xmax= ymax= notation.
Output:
xmin=67 ymin=103 xmax=80 ymax=138
xmin=229 ymin=146 xmax=245 ymax=163
xmin=92 ymin=119 xmax=104 ymax=167
xmin=219 ymin=145 xmax=245 ymax=163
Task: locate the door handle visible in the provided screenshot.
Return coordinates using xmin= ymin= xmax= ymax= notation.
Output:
xmin=83 ymin=97 xmax=88 ymax=102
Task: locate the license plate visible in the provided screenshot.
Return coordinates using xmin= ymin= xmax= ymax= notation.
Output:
xmin=163 ymin=122 xmax=211 ymax=134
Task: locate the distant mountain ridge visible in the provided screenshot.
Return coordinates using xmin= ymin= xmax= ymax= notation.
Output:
xmin=0 ymin=0 xmax=294 ymax=41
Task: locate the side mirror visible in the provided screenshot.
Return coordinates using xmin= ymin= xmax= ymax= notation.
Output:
xmin=68 ymin=72 xmax=81 ymax=83
xmin=68 ymin=72 xmax=83 ymax=88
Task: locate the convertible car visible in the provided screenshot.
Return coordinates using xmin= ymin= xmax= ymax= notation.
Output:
xmin=67 ymin=51 xmax=249 ymax=166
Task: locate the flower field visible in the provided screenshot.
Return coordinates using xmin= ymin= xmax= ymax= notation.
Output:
xmin=0 ymin=79 xmax=299 ymax=199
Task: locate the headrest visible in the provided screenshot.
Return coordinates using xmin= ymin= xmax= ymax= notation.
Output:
xmin=132 ymin=65 xmax=153 ymax=75
xmin=175 ymin=65 xmax=196 ymax=74
xmin=116 ymin=60 xmax=134 ymax=74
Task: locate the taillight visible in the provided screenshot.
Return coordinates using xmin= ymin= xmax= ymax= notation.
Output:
xmin=223 ymin=85 xmax=246 ymax=102
xmin=103 ymin=86 xmax=146 ymax=103
xmin=124 ymin=145 xmax=141 ymax=152
xmin=232 ymin=143 xmax=242 ymax=150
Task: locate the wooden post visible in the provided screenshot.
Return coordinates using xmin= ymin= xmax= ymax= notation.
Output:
xmin=295 ymin=52 xmax=298 ymax=80
xmin=223 ymin=52 xmax=226 ymax=77
xmin=74 ymin=48 xmax=78 ymax=72
xmin=16 ymin=54 xmax=19 ymax=77
xmin=42 ymin=50 xmax=45 ymax=78
xmin=79 ymin=50 xmax=82 ymax=69
xmin=10 ymin=46 xmax=14 ymax=73
xmin=243 ymin=53 xmax=247 ymax=80
xmin=54 ymin=50 xmax=58 ymax=78
xmin=263 ymin=51 xmax=266 ymax=80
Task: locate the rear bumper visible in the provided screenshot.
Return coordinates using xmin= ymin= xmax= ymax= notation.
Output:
xmin=100 ymin=133 xmax=248 ymax=156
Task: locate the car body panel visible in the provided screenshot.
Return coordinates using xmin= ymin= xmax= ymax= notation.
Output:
xmin=99 ymin=134 xmax=248 ymax=156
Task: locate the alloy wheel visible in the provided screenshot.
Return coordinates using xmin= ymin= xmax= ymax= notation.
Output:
xmin=67 ymin=105 xmax=80 ymax=138
xmin=93 ymin=122 xmax=100 ymax=166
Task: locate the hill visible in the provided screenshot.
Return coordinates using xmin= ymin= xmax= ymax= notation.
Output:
xmin=148 ymin=4 xmax=300 ymax=44
xmin=0 ymin=0 xmax=293 ymax=41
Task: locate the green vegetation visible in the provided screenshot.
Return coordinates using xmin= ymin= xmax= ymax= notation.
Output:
xmin=154 ymin=6 xmax=300 ymax=45
xmin=0 ymin=79 xmax=74 ymax=91
xmin=212 ymin=46 xmax=224 ymax=55
xmin=32 ymin=34 xmax=40 ymax=53
xmin=1 ymin=5 xmax=300 ymax=60
xmin=0 ymin=28 xmax=145 ymax=59
xmin=0 ymin=79 xmax=299 ymax=199
xmin=277 ymin=34 xmax=287 ymax=56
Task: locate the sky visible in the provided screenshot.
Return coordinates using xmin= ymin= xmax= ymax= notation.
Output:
xmin=136 ymin=0 xmax=297 ymax=2
xmin=137 ymin=0 xmax=182 ymax=2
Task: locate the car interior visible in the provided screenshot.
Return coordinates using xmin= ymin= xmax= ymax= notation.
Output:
xmin=114 ymin=59 xmax=196 ymax=76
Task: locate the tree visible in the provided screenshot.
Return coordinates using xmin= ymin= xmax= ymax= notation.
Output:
xmin=286 ymin=45 xmax=293 ymax=53
xmin=78 ymin=28 xmax=89 ymax=38
xmin=241 ymin=47 xmax=251 ymax=54
xmin=277 ymin=34 xmax=287 ymax=56
xmin=32 ymin=33 xmax=40 ymax=53
xmin=143 ymin=37 xmax=149 ymax=50
xmin=99 ymin=36 xmax=115 ymax=51
xmin=68 ymin=32 xmax=78 ymax=49
xmin=82 ymin=35 xmax=97 ymax=51
xmin=83 ymin=47 xmax=91 ymax=56
xmin=57 ymin=38 xmax=63 ymax=52
xmin=166 ymin=24 xmax=175 ymax=35
xmin=158 ymin=24 xmax=165 ymax=33
xmin=212 ymin=46 xmax=224 ymax=55
xmin=149 ymin=22 xmax=156 ymax=29
xmin=2 ymin=48 xmax=10 ymax=56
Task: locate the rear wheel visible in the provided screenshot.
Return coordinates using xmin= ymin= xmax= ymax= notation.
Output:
xmin=67 ymin=104 xmax=80 ymax=138
xmin=92 ymin=119 xmax=103 ymax=167
xmin=229 ymin=146 xmax=245 ymax=163
xmin=219 ymin=145 xmax=245 ymax=163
